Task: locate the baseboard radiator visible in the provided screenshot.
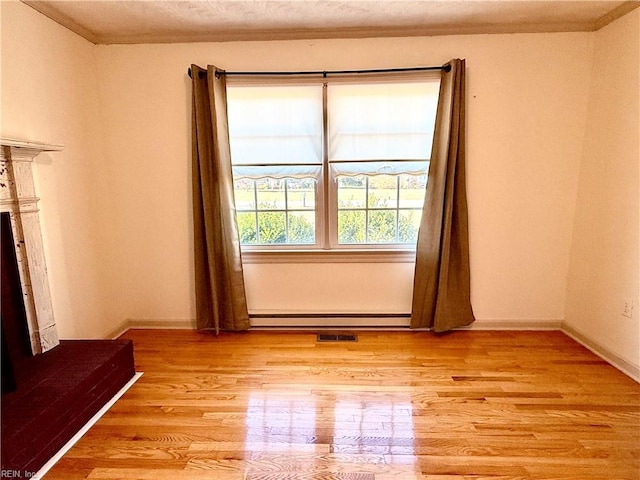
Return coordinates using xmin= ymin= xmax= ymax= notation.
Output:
xmin=249 ymin=313 xmax=411 ymax=328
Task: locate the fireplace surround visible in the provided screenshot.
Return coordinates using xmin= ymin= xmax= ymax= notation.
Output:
xmin=1 ymin=139 xmax=137 ymax=476
xmin=1 ymin=138 xmax=61 ymax=355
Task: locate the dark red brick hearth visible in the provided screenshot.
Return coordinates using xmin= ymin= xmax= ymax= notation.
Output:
xmin=1 ymin=339 xmax=135 ymax=475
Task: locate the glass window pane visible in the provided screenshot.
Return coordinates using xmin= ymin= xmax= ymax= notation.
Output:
xmin=256 ymin=178 xmax=285 ymax=210
xmin=368 ymin=175 xmax=397 ymax=209
xmin=337 ymin=176 xmax=366 ymax=208
xmin=227 ymin=85 xmax=323 ymax=165
xmin=338 ymin=210 xmax=366 ymax=244
xmin=237 ymin=212 xmax=257 ymax=245
xmin=234 ymin=177 xmax=318 ymax=246
xmin=288 ymin=211 xmax=316 ymax=244
xmin=286 ymin=178 xmax=316 ymax=210
xmin=398 ymin=210 xmax=421 ymax=243
xmin=328 ymin=81 xmax=439 ymax=161
xmin=398 ymin=174 xmax=427 ymax=209
xmin=368 ymin=210 xmax=397 ymax=243
xmin=258 ymin=212 xmax=286 ymax=244
xmin=234 ymin=178 xmax=256 ymax=211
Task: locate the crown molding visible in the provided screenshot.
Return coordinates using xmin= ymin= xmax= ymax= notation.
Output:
xmin=22 ymin=0 xmax=100 ymax=44
xmin=594 ymin=1 xmax=640 ymax=30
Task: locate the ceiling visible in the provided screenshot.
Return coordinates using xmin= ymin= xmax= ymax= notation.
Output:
xmin=23 ymin=0 xmax=640 ymax=45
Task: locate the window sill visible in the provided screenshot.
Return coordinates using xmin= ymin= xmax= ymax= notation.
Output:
xmin=240 ymin=248 xmax=416 ymax=264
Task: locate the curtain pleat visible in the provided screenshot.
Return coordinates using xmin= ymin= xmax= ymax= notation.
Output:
xmin=411 ymin=59 xmax=475 ymax=332
xmin=191 ymin=64 xmax=250 ymax=334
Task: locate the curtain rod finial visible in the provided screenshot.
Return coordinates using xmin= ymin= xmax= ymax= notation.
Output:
xmin=188 ymin=66 xmax=209 ymax=79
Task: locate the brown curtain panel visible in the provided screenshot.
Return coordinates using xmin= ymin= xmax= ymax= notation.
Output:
xmin=191 ymin=64 xmax=250 ymax=334
xmin=411 ymin=59 xmax=475 ymax=332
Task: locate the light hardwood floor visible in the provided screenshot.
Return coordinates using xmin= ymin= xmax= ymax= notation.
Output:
xmin=44 ymin=330 xmax=639 ymax=480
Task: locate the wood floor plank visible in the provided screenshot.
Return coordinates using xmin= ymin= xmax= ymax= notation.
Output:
xmin=43 ymin=330 xmax=639 ymax=480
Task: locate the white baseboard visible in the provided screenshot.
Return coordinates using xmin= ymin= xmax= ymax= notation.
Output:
xmin=459 ymin=319 xmax=563 ymax=330
xmin=561 ymin=322 xmax=639 ymax=383
xmin=105 ymin=320 xmax=131 ymax=339
xmin=108 ymin=317 xmax=563 ymax=336
xmin=107 ymin=319 xmax=197 ymax=338
xmin=127 ymin=318 xmax=197 ymax=330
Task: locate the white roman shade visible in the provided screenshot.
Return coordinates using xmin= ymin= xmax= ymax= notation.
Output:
xmin=328 ymin=81 xmax=439 ymax=177
xmin=227 ymin=85 xmax=323 ymax=179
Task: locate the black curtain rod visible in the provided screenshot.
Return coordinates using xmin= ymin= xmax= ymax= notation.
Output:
xmin=187 ymin=64 xmax=449 ymax=79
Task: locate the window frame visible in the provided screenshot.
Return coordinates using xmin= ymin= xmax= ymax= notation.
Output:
xmin=227 ymin=72 xmax=440 ymax=257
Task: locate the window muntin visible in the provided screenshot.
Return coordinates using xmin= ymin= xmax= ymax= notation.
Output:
xmin=235 ymin=177 xmax=317 ymax=245
xmin=336 ymin=174 xmax=427 ymax=245
xmin=227 ymin=77 xmax=440 ymax=250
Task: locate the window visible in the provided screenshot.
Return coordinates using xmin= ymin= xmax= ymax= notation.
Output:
xmin=227 ymin=76 xmax=440 ymax=250
xmin=235 ymin=177 xmax=317 ymax=245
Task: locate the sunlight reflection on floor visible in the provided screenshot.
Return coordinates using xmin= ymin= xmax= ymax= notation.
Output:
xmin=244 ymin=391 xmax=419 ymax=478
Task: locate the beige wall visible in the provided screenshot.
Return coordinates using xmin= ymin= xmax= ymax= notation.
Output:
xmin=564 ymin=10 xmax=640 ymax=372
xmin=95 ymin=33 xmax=592 ymax=324
xmin=0 ymin=1 xmax=122 ymax=338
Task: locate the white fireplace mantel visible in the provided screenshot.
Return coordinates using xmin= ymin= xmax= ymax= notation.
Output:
xmin=1 ymin=138 xmax=63 ymax=354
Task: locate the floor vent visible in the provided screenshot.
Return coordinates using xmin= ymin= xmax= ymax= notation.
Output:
xmin=317 ymin=334 xmax=358 ymax=342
